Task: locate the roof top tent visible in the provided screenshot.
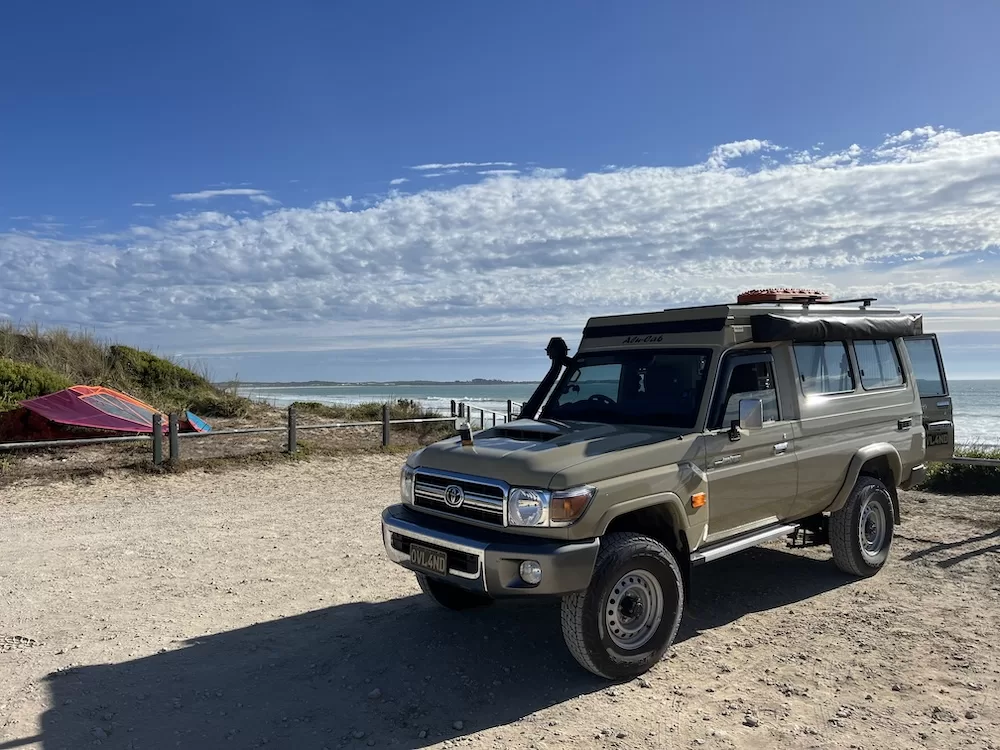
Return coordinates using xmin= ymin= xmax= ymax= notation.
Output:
xmin=578 ymin=289 xmax=922 ymax=353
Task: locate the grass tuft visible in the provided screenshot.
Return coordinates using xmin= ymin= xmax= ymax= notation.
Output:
xmin=921 ymin=443 xmax=1000 ymax=495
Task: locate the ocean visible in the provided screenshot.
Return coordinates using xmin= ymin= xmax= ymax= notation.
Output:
xmin=239 ymin=379 xmax=1000 ymax=447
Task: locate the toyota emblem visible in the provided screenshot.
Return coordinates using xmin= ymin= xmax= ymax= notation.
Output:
xmin=444 ymin=485 xmax=465 ymax=508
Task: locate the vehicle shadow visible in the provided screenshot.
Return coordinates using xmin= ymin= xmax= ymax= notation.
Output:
xmin=37 ymin=547 xmax=851 ymax=750
xmin=898 ymin=528 xmax=1000 ymax=569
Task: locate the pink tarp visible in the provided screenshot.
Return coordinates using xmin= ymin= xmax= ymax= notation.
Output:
xmin=20 ymin=386 xmax=168 ymax=434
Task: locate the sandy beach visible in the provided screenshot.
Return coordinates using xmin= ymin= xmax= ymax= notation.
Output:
xmin=1 ymin=454 xmax=998 ymax=750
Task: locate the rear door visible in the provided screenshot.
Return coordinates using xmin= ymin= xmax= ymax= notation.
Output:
xmin=902 ymin=335 xmax=954 ymax=461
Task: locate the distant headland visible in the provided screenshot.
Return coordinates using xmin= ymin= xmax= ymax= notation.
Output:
xmin=220 ymin=378 xmax=537 ymax=387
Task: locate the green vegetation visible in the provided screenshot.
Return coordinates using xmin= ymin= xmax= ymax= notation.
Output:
xmin=921 ymin=444 xmax=1000 ymax=495
xmin=0 ymin=358 xmax=73 ymax=410
xmin=293 ymin=398 xmax=452 ymax=437
xmin=0 ymin=322 xmax=252 ymax=418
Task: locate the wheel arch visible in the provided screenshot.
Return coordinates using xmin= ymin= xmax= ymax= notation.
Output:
xmin=595 ymin=495 xmax=691 ymax=598
xmin=827 ymin=444 xmax=902 ymax=523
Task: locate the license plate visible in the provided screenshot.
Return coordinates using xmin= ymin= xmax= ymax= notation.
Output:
xmin=410 ymin=543 xmax=448 ymax=575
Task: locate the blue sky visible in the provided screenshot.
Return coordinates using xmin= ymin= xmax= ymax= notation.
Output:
xmin=2 ymin=1 xmax=1000 ymax=381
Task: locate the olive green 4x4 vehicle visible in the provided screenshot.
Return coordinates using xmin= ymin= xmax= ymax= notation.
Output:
xmin=381 ymin=290 xmax=954 ymax=679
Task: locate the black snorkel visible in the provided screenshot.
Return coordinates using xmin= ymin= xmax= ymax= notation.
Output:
xmin=520 ymin=336 xmax=572 ymax=421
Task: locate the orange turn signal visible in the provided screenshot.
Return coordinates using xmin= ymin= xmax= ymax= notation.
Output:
xmin=691 ymin=492 xmax=706 ymax=509
xmin=550 ymin=486 xmax=597 ymax=523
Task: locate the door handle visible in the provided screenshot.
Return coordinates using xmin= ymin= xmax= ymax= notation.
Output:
xmin=773 ymin=441 xmax=788 ymax=455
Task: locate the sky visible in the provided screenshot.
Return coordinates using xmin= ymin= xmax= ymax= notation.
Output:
xmin=2 ymin=1 xmax=1000 ymax=382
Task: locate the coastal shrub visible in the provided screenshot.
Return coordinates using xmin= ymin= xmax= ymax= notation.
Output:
xmin=292 ymin=399 xmax=450 ymax=436
xmin=0 ymin=322 xmax=249 ymax=417
xmin=0 ymin=358 xmax=73 ymax=410
xmin=106 ymin=345 xmax=210 ymax=392
xmin=921 ymin=444 xmax=1000 ymax=495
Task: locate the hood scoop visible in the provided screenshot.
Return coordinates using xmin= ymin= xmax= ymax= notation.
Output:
xmin=490 ymin=419 xmax=565 ymax=442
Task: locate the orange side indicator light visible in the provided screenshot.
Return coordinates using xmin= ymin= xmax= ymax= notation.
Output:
xmin=691 ymin=492 xmax=707 ymax=509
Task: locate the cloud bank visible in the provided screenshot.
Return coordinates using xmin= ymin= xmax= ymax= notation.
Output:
xmin=3 ymin=127 xmax=1000 ymax=376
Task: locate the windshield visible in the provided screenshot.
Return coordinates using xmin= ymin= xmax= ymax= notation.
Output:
xmin=541 ymin=349 xmax=713 ymax=429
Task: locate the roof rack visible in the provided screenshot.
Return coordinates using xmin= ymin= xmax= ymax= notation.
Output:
xmin=814 ymin=297 xmax=877 ymax=308
xmin=736 ymin=289 xmax=877 ymax=308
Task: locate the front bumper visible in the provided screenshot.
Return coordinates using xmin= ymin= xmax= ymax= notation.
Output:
xmin=381 ymin=504 xmax=599 ymax=597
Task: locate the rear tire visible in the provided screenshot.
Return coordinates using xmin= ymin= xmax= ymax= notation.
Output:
xmin=561 ymin=532 xmax=684 ymax=680
xmin=416 ymin=574 xmax=493 ymax=610
xmin=830 ymin=475 xmax=894 ymax=577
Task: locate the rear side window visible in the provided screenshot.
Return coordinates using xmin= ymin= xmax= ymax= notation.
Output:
xmin=853 ymin=340 xmax=904 ymax=390
xmin=903 ymin=338 xmax=947 ymax=397
xmin=793 ymin=342 xmax=854 ymax=395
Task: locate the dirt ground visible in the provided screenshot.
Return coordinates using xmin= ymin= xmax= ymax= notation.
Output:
xmin=1 ymin=455 xmax=998 ymax=750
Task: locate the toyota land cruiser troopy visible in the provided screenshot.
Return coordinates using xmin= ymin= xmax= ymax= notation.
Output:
xmin=380 ymin=289 xmax=954 ymax=679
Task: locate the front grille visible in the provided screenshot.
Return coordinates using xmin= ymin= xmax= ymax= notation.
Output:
xmin=413 ymin=471 xmax=506 ymax=526
xmin=390 ymin=533 xmax=479 ymax=575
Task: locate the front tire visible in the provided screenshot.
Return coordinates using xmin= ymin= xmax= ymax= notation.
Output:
xmin=830 ymin=475 xmax=895 ymax=577
xmin=416 ymin=573 xmax=493 ymax=610
xmin=561 ymin=532 xmax=684 ymax=680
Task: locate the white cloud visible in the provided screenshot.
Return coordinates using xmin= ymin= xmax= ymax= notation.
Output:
xmin=477 ymin=169 xmax=521 ymax=176
xmin=531 ymin=167 xmax=567 ymax=178
xmin=706 ymin=139 xmax=781 ymax=169
xmin=171 ymin=188 xmax=276 ymax=202
xmin=389 ymin=178 xmax=409 ymax=186
xmin=249 ymin=194 xmax=280 ymax=206
xmin=410 ymin=161 xmax=516 ymax=171
xmin=131 ymin=202 xmax=155 ymax=207
xmin=4 ymin=127 xmax=1000 ymax=377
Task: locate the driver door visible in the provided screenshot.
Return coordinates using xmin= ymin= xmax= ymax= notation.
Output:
xmin=702 ymin=351 xmax=798 ymax=541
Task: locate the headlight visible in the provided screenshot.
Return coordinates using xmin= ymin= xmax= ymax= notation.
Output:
xmin=507 ymin=485 xmax=596 ymax=527
xmin=508 ymin=488 xmax=548 ymax=526
xmin=400 ymin=465 xmax=415 ymax=504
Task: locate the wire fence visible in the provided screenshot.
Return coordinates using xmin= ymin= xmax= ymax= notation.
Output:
xmin=0 ymin=399 xmax=525 ymax=467
xmin=3 ymin=398 xmax=993 ymax=470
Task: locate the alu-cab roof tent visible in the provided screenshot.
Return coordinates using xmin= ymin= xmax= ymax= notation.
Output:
xmin=578 ymin=289 xmax=922 ymax=353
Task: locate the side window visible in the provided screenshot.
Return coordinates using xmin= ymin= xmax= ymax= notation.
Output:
xmin=714 ymin=360 xmax=780 ymax=429
xmin=903 ymin=338 xmax=947 ymax=397
xmin=853 ymin=340 xmax=904 ymax=390
xmin=793 ymin=342 xmax=854 ymax=395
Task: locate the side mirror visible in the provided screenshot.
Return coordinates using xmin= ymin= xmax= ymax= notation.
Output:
xmin=738 ymin=398 xmax=764 ymax=431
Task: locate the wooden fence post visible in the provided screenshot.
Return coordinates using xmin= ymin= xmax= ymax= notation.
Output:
xmin=479 ymin=409 xmax=484 ymax=429
xmin=492 ymin=411 xmax=496 ymax=427
xmin=450 ymin=400 xmax=457 ymax=417
xmin=458 ymin=402 xmax=464 ymax=421
xmin=152 ymin=413 xmax=163 ymax=466
xmin=382 ymin=403 xmax=391 ymax=448
xmin=168 ymin=413 xmax=179 ymax=464
xmin=507 ymin=400 xmax=513 ymax=423
xmin=286 ymin=404 xmax=297 ymax=453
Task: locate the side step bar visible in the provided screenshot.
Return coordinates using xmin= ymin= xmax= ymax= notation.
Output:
xmin=690 ymin=523 xmax=799 ymax=566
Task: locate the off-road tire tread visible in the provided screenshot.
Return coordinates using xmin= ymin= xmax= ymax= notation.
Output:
xmin=416 ymin=573 xmax=493 ymax=610
xmin=829 ymin=475 xmax=893 ymax=577
xmin=561 ymin=532 xmax=683 ymax=679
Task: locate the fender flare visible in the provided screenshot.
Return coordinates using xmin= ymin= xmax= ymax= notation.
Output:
xmin=826 ymin=443 xmax=902 ymax=515
xmin=593 ymin=492 xmax=694 ymax=548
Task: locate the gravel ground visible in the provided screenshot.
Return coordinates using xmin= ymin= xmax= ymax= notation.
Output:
xmin=1 ymin=455 xmax=998 ymax=750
